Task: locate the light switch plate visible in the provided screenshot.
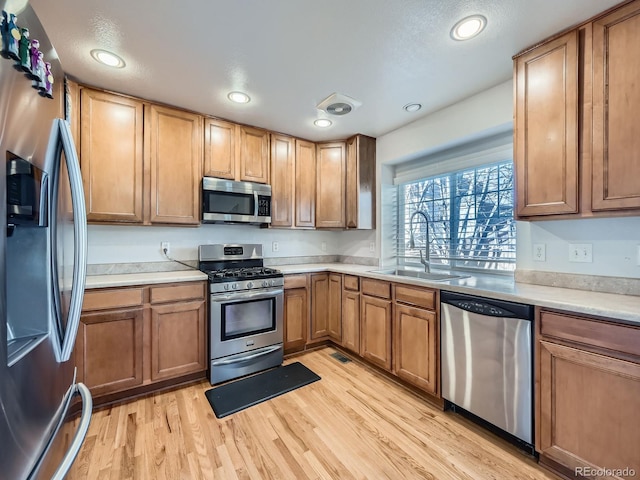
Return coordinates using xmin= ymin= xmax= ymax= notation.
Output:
xmin=569 ymin=243 xmax=592 ymax=263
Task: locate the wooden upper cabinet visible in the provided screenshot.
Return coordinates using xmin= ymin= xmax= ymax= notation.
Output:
xmin=346 ymin=135 xmax=376 ymax=229
xmin=514 ymin=31 xmax=579 ymax=217
xmin=295 ymin=139 xmax=316 ymax=228
xmin=203 ymin=118 xmax=237 ymax=180
xmin=146 ymin=104 xmax=202 ymax=225
xmin=316 ymin=142 xmax=346 ymax=228
xmin=238 ymin=126 xmax=270 ymax=184
xmin=592 ymin=2 xmax=640 ymax=211
xmin=270 ymin=134 xmax=295 ymax=227
xmin=66 ymin=79 xmax=81 ymax=155
xmin=80 ymin=88 xmax=144 ymax=223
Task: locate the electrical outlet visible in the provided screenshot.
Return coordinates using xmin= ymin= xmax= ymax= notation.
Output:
xmin=369 ymin=242 xmax=375 ymax=253
xmin=161 ymin=242 xmax=170 ymax=255
xmin=321 ymin=241 xmax=327 ymax=252
xmin=272 ymin=241 xmax=279 ymax=252
xmin=569 ymin=243 xmax=592 ymax=263
xmin=533 ymin=243 xmax=546 ymax=262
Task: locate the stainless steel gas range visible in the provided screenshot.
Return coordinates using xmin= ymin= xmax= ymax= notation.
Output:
xmin=198 ymin=244 xmax=284 ymax=384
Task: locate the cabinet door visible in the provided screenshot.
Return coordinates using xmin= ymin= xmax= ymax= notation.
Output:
xmin=80 ymin=89 xmax=144 ymax=223
xmin=514 ymin=31 xmax=579 ymax=216
xmin=284 ymin=287 xmax=308 ymax=353
xmin=76 ymin=308 xmax=144 ymax=397
xmin=360 ymin=295 xmax=392 ymax=371
xmin=310 ymin=273 xmax=329 ymax=339
xmin=592 ymin=3 xmax=640 ymax=210
xmin=538 ymin=340 xmax=640 ymax=474
xmin=328 ymin=274 xmax=342 ymax=342
xmin=393 ymin=304 xmax=437 ymax=394
xmin=346 ymin=135 xmax=376 ymax=229
xmin=316 ymin=142 xmax=346 ymax=228
xmin=150 ymin=300 xmax=206 ymax=381
xmin=342 ymin=291 xmax=360 ymax=354
xmin=147 ymin=104 xmax=202 ymax=225
xmin=203 ymin=118 xmax=237 ymax=180
xmin=238 ymin=126 xmax=269 ymax=184
xmin=295 ymin=139 xmax=316 ymax=227
xmin=270 ymin=134 xmax=295 ymax=227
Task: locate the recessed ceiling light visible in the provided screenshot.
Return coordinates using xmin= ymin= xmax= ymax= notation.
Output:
xmin=227 ymin=91 xmax=251 ymax=104
xmin=90 ymin=49 xmax=125 ymax=68
xmin=451 ymin=15 xmax=487 ymax=41
xmin=314 ymin=118 xmax=332 ymax=128
xmin=403 ymin=103 xmax=422 ymax=112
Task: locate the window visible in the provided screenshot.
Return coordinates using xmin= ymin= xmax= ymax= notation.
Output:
xmin=397 ymin=160 xmax=515 ymax=272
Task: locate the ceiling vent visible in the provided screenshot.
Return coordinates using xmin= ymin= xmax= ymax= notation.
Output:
xmin=316 ymin=93 xmax=362 ymax=116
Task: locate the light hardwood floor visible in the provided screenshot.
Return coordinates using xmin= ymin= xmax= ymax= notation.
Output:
xmin=68 ymin=347 xmax=558 ymax=479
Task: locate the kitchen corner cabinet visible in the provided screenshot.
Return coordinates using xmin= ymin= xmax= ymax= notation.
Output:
xmin=360 ymin=279 xmax=392 ymax=371
xmin=310 ymin=272 xmax=342 ymax=341
xmin=341 ymin=275 xmax=361 ymax=354
xmin=514 ymin=31 xmax=579 ymax=217
xmin=514 ymin=0 xmax=640 ymax=219
xmin=346 ymin=135 xmax=376 ymax=229
xmin=203 ymin=120 xmax=270 ymax=184
xmin=283 ymin=275 xmax=309 ymax=354
xmin=80 ymin=88 xmax=145 ymax=223
xmin=393 ymin=285 xmax=438 ymax=395
xmin=76 ymin=282 xmax=207 ymax=403
xmin=537 ymin=310 xmax=640 ymax=476
xmin=146 ymin=104 xmax=202 ymax=225
xmin=78 ymin=86 xmax=202 ymax=225
xmin=316 ymin=142 xmax=346 ymax=228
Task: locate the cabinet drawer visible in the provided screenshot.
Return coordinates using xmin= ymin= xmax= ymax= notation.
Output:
xmin=83 ymin=288 xmax=144 ymax=311
xmin=540 ymin=310 xmax=640 ymax=357
xmin=343 ymin=275 xmax=360 ymax=291
xmin=394 ymin=284 xmax=436 ymax=310
xmin=361 ymin=278 xmax=391 ymax=299
xmin=284 ymin=274 xmax=307 ymax=289
xmin=150 ymin=282 xmax=206 ymax=304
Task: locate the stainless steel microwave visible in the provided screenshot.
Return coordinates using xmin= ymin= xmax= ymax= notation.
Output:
xmin=202 ymin=177 xmax=271 ymax=224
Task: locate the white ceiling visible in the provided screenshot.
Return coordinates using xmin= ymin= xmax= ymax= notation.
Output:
xmin=31 ymin=0 xmax=621 ymax=142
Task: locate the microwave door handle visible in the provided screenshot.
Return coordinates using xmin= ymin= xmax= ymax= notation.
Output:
xmin=50 ymin=383 xmax=93 ymax=480
xmin=253 ymin=191 xmax=259 ymax=217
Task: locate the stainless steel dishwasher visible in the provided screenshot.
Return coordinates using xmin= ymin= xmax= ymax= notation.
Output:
xmin=440 ymin=291 xmax=534 ymax=452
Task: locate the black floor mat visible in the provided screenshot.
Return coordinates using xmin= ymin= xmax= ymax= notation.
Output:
xmin=204 ymin=362 xmax=321 ymax=418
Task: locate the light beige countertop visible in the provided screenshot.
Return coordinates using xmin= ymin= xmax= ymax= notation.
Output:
xmin=85 ymin=263 xmax=640 ymax=325
xmin=277 ymin=263 xmax=640 ymax=325
xmin=85 ymin=270 xmax=208 ymax=289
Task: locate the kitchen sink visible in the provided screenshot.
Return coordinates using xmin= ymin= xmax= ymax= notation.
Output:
xmin=368 ymin=268 xmax=468 ymax=282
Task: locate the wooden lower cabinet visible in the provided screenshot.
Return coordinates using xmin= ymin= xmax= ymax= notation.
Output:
xmin=360 ymin=294 xmax=392 ymax=371
xmin=342 ymin=290 xmax=360 ymax=354
xmin=77 ymin=308 xmax=144 ymax=397
xmin=328 ymin=274 xmax=342 ymax=342
xmin=284 ymin=286 xmax=308 ymax=354
xmin=537 ymin=310 xmax=640 ymax=477
xmin=150 ymin=300 xmax=206 ymax=381
xmin=77 ymin=281 xmax=207 ymax=402
xmin=393 ymin=303 xmax=437 ymax=395
xmin=310 ymin=273 xmax=330 ymax=339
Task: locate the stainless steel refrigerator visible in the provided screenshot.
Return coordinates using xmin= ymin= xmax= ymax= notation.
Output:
xmin=0 ymin=1 xmax=91 ymax=479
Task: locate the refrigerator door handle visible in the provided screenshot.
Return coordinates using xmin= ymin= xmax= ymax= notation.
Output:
xmin=57 ymin=119 xmax=87 ymax=361
xmin=50 ymin=383 xmax=93 ymax=480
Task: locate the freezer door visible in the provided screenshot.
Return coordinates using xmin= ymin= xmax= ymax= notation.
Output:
xmin=47 ymin=119 xmax=87 ymax=362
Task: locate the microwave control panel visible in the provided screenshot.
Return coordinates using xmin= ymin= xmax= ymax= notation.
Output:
xmin=257 ymin=195 xmax=271 ymax=217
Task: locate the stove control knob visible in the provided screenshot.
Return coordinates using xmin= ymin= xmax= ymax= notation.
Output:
xmin=232 ymin=283 xmax=238 ymax=290
xmin=262 ymin=280 xmax=268 ymax=287
xmin=270 ymin=279 xmax=276 ymax=286
xmin=224 ymin=284 xmax=230 ymax=291
xmin=247 ymin=281 xmax=253 ymax=288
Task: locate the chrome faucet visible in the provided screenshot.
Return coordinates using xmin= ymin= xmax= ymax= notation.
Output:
xmin=409 ymin=210 xmax=430 ymax=273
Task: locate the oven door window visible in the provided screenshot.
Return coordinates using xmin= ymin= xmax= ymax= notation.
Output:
xmin=221 ymin=297 xmax=275 ymax=340
xmin=204 ymin=191 xmax=255 ymax=216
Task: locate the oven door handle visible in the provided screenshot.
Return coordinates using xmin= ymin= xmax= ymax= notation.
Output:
xmin=212 ymin=288 xmax=283 ymax=302
xmin=212 ymin=344 xmax=283 ymax=366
